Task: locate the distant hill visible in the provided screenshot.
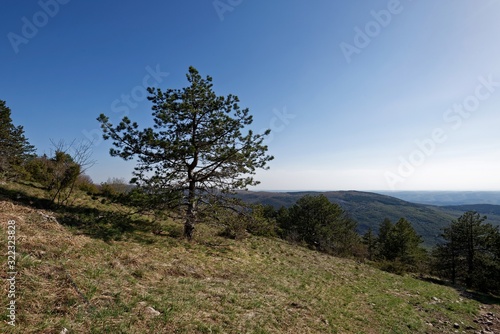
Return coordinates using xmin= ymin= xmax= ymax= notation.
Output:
xmin=236 ymin=190 xmax=500 ymax=247
xmin=376 ymin=191 xmax=500 ymax=206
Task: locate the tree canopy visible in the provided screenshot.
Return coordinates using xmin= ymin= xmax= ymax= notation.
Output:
xmin=0 ymin=99 xmax=35 ymax=178
xmin=98 ymin=66 xmax=273 ymax=239
xmin=279 ymin=194 xmax=360 ymax=256
xmin=433 ymin=211 xmax=500 ymax=292
xmin=369 ymin=217 xmax=427 ymax=273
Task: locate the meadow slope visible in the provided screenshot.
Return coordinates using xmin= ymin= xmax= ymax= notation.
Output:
xmin=0 ymin=183 xmax=499 ymax=333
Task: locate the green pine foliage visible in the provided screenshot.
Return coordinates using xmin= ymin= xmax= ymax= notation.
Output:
xmin=375 ymin=218 xmax=427 ymax=274
xmin=362 ymin=227 xmax=377 ymax=260
xmin=279 ymin=194 xmax=361 ymax=256
xmin=433 ymin=211 xmax=500 ymax=292
xmin=0 ymin=99 xmax=36 ymax=179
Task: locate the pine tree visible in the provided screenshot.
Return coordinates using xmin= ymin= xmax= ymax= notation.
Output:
xmin=280 ymin=194 xmax=360 ymax=256
xmin=377 ymin=218 xmax=426 ymax=272
xmin=98 ymin=67 xmax=273 ymax=239
xmin=362 ymin=227 xmax=377 ymax=260
xmin=377 ymin=218 xmax=394 ymax=260
xmin=0 ymin=100 xmax=35 ymax=178
xmin=434 ymin=211 xmax=500 ymax=291
xmin=388 ymin=218 xmax=425 ymax=266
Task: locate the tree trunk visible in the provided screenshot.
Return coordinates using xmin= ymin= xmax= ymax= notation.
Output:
xmin=184 ymin=179 xmax=196 ymax=240
xmin=466 ymin=221 xmax=474 ymax=288
xmin=185 ymin=208 xmax=195 ymax=240
xmin=451 ymin=250 xmax=456 ymax=285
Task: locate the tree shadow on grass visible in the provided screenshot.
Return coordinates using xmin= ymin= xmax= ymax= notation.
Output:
xmin=56 ymin=205 xmax=164 ymax=244
xmin=460 ymin=290 xmax=500 ymax=306
xmin=0 ymin=182 xmax=53 ymax=208
xmin=418 ymin=275 xmax=500 ymax=306
xmin=0 ymin=182 xmax=163 ymax=244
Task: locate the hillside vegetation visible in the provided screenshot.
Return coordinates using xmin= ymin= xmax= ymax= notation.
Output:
xmin=1 ymin=181 xmax=499 ymax=333
xmin=236 ymin=191 xmax=500 ymax=247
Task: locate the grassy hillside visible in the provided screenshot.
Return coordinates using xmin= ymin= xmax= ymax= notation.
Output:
xmin=236 ymin=191 xmax=500 ymax=247
xmin=1 ymin=182 xmax=499 ymax=333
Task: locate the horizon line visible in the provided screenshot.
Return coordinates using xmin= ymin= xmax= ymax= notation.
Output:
xmin=249 ymin=189 xmax=500 ymax=193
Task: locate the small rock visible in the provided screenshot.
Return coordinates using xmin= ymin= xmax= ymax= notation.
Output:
xmin=244 ymin=312 xmax=256 ymax=319
xmin=144 ymin=306 xmax=161 ymax=317
xmin=453 ymin=323 xmax=460 ymax=329
xmin=60 ymin=328 xmax=68 ymax=334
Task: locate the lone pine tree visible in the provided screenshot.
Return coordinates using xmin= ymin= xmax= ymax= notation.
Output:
xmin=98 ymin=67 xmax=273 ymax=239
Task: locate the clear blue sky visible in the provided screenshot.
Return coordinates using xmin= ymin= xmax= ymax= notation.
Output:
xmin=2 ymin=0 xmax=500 ymax=191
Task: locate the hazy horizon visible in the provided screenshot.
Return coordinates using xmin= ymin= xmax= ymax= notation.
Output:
xmin=245 ymin=189 xmax=500 ymax=193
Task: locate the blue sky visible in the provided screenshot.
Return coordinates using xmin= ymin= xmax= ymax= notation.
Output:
xmin=1 ymin=0 xmax=500 ymax=191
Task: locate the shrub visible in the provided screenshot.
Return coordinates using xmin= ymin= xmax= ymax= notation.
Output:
xmin=76 ymin=174 xmax=99 ymax=195
xmin=99 ymin=177 xmax=130 ymax=198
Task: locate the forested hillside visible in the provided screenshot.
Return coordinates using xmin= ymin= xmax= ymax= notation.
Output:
xmin=236 ymin=190 xmax=500 ymax=247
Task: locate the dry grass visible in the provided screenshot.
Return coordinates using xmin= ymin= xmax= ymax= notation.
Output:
xmin=0 ymin=181 xmax=495 ymax=333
